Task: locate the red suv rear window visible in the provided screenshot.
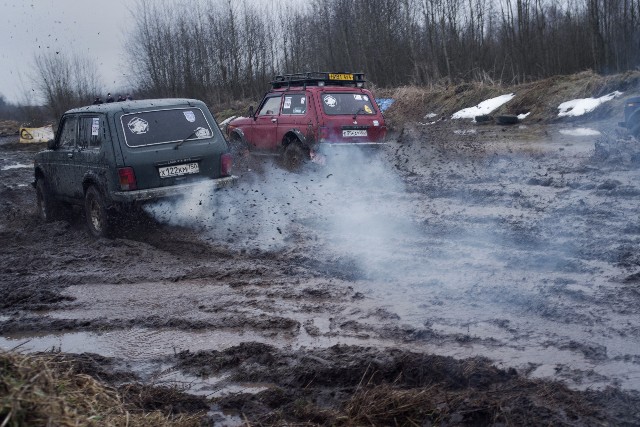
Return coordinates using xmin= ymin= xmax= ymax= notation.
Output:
xmin=321 ymin=93 xmax=376 ymax=116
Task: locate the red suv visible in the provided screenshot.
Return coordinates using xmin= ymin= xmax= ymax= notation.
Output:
xmin=226 ymin=72 xmax=387 ymax=168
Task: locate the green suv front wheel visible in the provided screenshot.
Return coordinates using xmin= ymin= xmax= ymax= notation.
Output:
xmin=35 ymin=178 xmax=61 ymax=222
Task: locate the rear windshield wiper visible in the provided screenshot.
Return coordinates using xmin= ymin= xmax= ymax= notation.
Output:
xmin=174 ymin=130 xmax=197 ymax=150
xmin=353 ymin=107 xmax=366 ymax=121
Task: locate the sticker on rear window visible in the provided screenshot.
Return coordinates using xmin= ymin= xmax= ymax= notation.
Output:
xmin=127 ymin=117 xmax=149 ymax=134
xmin=284 ymin=97 xmax=292 ymax=109
xmin=301 ymin=97 xmax=306 ymax=104
xmin=183 ymin=111 xmax=196 ymax=122
xmin=324 ymin=95 xmax=337 ymax=108
xmin=195 ymin=127 xmax=211 ymax=138
xmin=354 ymin=94 xmax=362 ymax=100
xmin=364 ymin=105 xmax=372 ymax=114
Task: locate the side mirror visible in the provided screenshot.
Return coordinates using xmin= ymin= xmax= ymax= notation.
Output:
xmin=46 ymin=139 xmax=56 ymax=150
xmin=248 ymin=106 xmax=254 ymax=118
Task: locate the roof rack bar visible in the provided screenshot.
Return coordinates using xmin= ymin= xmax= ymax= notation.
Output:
xmin=270 ymin=72 xmax=366 ymax=89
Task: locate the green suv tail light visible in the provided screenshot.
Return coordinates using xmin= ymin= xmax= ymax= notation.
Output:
xmin=221 ymin=153 xmax=233 ymax=176
xmin=118 ymin=167 xmax=137 ymax=191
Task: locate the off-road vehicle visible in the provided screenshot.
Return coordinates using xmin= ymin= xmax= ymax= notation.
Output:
xmin=226 ymin=72 xmax=387 ymax=168
xmin=33 ymin=98 xmax=235 ymax=237
xmin=619 ymin=97 xmax=640 ymax=138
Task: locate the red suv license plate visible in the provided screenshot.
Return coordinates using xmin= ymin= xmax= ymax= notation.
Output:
xmin=158 ymin=162 xmax=199 ymax=178
xmin=343 ymin=130 xmax=367 ymax=137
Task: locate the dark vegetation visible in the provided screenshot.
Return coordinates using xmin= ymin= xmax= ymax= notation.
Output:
xmin=125 ymin=0 xmax=640 ymax=105
xmin=4 ymin=0 xmax=640 ymax=126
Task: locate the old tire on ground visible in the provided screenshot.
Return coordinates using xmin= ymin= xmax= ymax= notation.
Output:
xmin=475 ymin=115 xmax=492 ymax=123
xmin=84 ymin=185 xmax=111 ymax=238
xmin=35 ymin=178 xmax=61 ymax=222
xmin=283 ymin=141 xmax=308 ymax=171
xmin=497 ymin=115 xmax=519 ymax=125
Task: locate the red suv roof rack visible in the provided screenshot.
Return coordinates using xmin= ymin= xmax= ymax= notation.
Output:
xmin=271 ymin=72 xmax=366 ymax=89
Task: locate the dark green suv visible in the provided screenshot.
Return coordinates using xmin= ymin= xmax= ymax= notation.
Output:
xmin=33 ymin=98 xmax=235 ymax=237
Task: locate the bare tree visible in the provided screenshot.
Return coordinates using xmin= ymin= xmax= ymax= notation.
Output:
xmin=31 ymin=51 xmax=102 ymax=119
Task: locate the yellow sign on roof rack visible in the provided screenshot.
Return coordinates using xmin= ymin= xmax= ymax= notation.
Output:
xmin=328 ymin=73 xmax=354 ymax=81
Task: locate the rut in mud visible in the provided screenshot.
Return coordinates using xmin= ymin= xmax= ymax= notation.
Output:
xmin=2 ymin=119 xmax=640 ymax=425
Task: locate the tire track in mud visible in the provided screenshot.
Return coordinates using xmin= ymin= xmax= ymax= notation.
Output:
xmin=2 ymin=129 xmax=640 ymax=424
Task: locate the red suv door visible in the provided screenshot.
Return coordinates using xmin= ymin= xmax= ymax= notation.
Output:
xmin=276 ymin=92 xmax=311 ymax=142
xmin=250 ymin=94 xmax=282 ymax=150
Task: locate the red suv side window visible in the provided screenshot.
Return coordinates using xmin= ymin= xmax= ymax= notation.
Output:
xmin=281 ymin=94 xmax=307 ymax=115
xmin=258 ymin=96 xmax=282 ymax=116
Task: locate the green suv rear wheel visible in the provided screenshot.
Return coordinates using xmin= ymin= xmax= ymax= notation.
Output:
xmin=84 ymin=186 xmax=111 ymax=238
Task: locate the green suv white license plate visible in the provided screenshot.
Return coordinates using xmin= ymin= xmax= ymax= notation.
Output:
xmin=158 ymin=162 xmax=199 ymax=178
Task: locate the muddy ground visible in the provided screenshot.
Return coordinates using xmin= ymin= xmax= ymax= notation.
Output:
xmin=2 ymin=118 xmax=640 ymax=425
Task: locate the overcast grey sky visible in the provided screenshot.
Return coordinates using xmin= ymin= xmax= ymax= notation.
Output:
xmin=0 ymin=0 xmax=134 ymax=104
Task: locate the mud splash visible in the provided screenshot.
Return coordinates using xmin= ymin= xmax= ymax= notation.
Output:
xmin=2 ymin=121 xmax=640 ymax=424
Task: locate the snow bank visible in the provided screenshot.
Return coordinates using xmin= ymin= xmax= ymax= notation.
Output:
xmin=559 ymin=128 xmax=601 ymax=136
xmin=452 ymin=93 xmax=515 ymax=120
xmin=557 ymin=91 xmax=623 ymax=117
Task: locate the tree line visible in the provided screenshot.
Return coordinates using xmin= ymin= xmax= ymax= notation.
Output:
xmin=25 ymin=0 xmax=640 ymax=120
xmin=125 ymin=0 xmax=640 ymax=104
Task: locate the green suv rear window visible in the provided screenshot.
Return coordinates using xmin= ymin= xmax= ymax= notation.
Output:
xmin=120 ymin=108 xmax=213 ymax=147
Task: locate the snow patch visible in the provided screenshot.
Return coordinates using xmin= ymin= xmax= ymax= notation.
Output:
xmin=557 ymin=91 xmax=623 ymax=117
xmin=559 ymin=128 xmax=601 ymax=136
xmin=452 ymin=93 xmax=515 ymax=120
xmin=1 ymin=163 xmax=30 ymax=171
xmin=517 ymin=112 xmax=530 ymax=120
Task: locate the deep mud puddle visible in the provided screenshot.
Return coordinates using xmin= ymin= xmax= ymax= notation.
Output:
xmin=3 ymin=127 xmax=640 ymax=425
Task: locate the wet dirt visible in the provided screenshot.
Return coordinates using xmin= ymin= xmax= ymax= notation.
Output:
xmin=2 ymin=122 xmax=640 ymax=425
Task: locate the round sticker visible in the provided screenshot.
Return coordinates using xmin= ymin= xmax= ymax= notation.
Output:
xmin=195 ymin=127 xmax=211 ymax=138
xmin=364 ymin=105 xmax=372 ymax=114
xmin=324 ymin=95 xmax=337 ymax=108
xmin=127 ymin=117 xmax=149 ymax=134
xmin=183 ymin=111 xmax=196 ymax=122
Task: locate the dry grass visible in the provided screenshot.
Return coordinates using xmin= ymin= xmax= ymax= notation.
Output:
xmin=0 ymin=351 xmax=203 ymax=427
xmin=378 ymin=70 xmax=640 ymax=129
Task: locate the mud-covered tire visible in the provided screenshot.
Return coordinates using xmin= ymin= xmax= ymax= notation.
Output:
xmin=229 ymin=134 xmax=251 ymax=171
xmin=35 ymin=178 xmax=62 ymax=222
xmin=475 ymin=114 xmax=492 ymax=123
xmin=497 ymin=115 xmax=519 ymax=125
xmin=283 ymin=141 xmax=308 ymax=171
xmin=84 ymin=185 xmax=112 ymax=238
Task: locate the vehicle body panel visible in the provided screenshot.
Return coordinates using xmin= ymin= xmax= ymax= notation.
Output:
xmin=34 ymin=98 xmax=234 ymax=210
xmin=226 ymin=73 xmax=387 ymax=161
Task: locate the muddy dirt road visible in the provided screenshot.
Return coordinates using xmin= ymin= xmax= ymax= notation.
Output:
xmin=2 ymin=121 xmax=640 ymax=425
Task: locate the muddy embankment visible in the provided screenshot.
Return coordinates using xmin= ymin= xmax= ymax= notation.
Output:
xmin=3 ymin=71 xmax=640 ymax=425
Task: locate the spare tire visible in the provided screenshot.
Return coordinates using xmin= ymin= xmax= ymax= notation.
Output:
xmin=497 ymin=115 xmax=519 ymax=125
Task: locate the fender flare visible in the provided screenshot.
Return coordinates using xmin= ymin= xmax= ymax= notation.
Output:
xmin=81 ymin=172 xmax=112 ymax=207
xmin=282 ymin=129 xmax=307 ymax=148
xmin=229 ymin=128 xmax=247 ymax=143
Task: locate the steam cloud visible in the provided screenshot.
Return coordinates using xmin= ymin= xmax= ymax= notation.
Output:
xmin=144 ymin=147 xmax=417 ymax=279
